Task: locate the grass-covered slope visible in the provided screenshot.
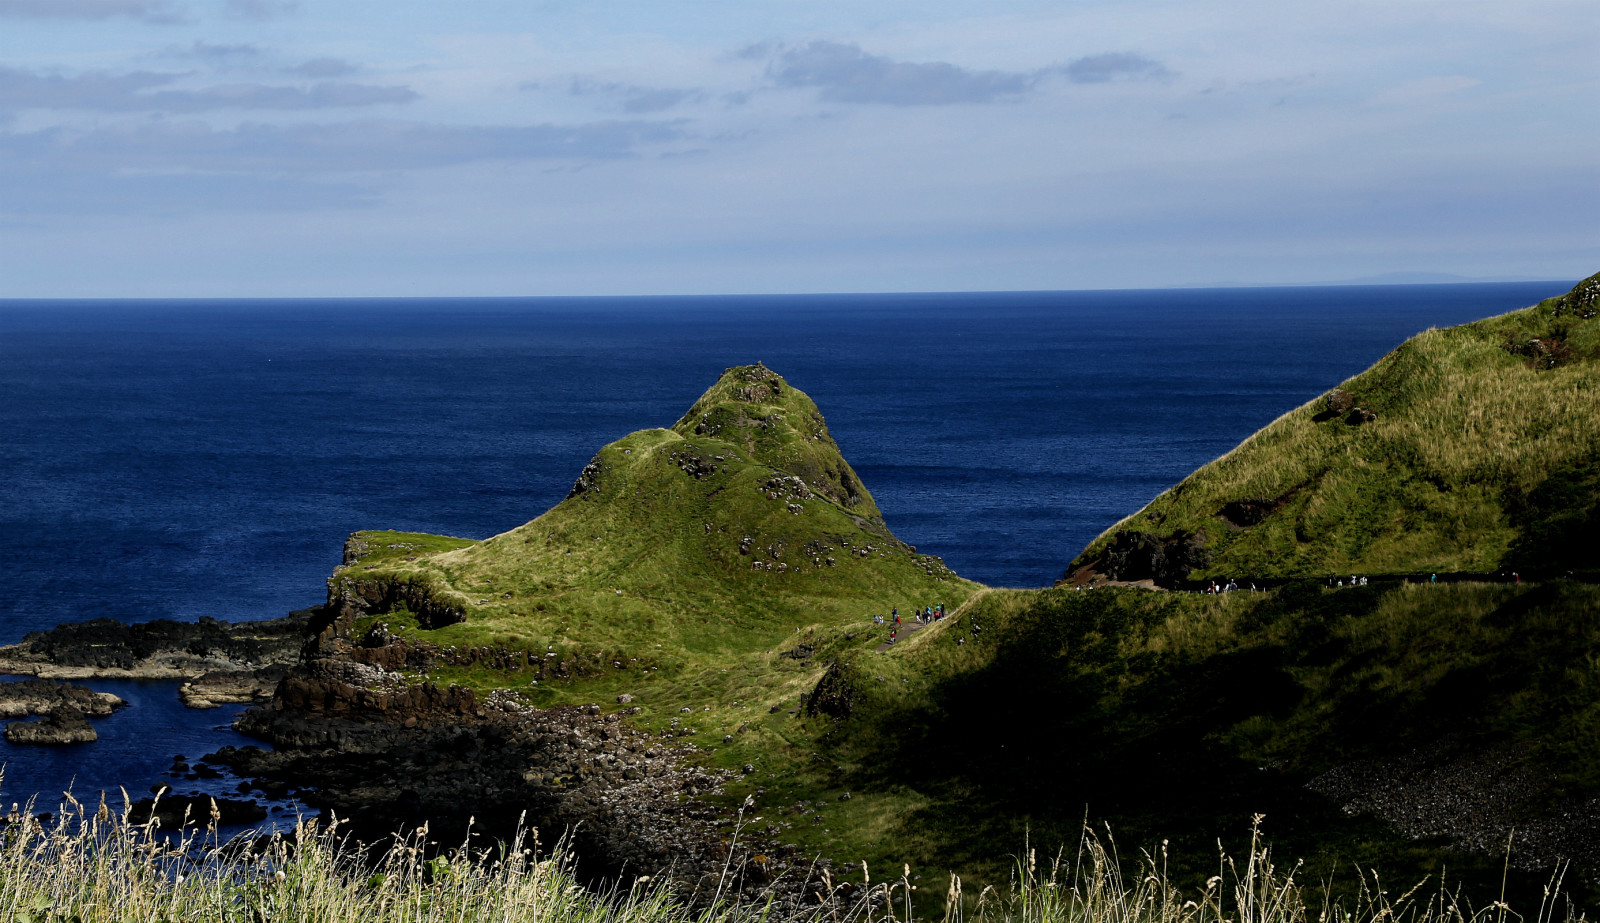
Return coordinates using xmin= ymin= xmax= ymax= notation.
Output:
xmin=1068 ymin=272 xmax=1600 ymax=583
xmin=334 ymin=363 xmax=976 ymax=704
xmin=821 ymin=578 xmax=1600 ymax=905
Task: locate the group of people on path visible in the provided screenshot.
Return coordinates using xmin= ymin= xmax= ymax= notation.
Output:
xmin=1206 ymin=580 xmax=1253 ymax=594
xmin=874 ymin=604 xmax=947 ymax=644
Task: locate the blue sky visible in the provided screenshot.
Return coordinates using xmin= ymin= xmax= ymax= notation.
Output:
xmin=0 ymin=0 xmax=1594 ymax=296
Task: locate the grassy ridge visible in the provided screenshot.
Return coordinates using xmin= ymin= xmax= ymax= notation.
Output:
xmin=1069 ymin=272 xmax=1600 ymax=581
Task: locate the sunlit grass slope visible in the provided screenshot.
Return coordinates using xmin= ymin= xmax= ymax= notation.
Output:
xmin=335 ymin=363 xmax=977 ymax=703
xmin=1069 ymin=272 xmax=1600 ymax=581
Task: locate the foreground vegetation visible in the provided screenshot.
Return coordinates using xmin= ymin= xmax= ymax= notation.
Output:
xmin=0 ymin=796 xmax=1585 ymax=923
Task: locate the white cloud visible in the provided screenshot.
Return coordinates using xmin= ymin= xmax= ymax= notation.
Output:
xmin=223 ymin=0 xmax=294 ymax=21
xmin=0 ymin=65 xmax=418 ymax=111
xmin=0 ymin=116 xmax=684 ymax=178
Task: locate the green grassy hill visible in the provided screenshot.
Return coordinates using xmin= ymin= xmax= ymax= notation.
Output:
xmin=332 ymin=362 xmax=976 ymax=708
xmin=1067 ymin=272 xmax=1600 ymax=585
xmin=303 ymin=282 xmax=1600 ymax=911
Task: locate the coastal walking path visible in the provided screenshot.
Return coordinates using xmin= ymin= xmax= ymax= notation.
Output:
xmin=875 ymin=588 xmax=995 ymax=652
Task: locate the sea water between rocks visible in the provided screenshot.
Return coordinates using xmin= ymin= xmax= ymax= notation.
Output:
xmin=0 ymin=282 xmax=1567 ymax=811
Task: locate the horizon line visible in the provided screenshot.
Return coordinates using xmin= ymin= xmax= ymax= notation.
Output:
xmin=0 ymin=275 xmax=1575 ymax=305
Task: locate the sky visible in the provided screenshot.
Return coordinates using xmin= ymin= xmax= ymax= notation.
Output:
xmin=0 ymin=0 xmax=1595 ymax=297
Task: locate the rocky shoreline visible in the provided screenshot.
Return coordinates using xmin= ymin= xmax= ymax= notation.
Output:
xmin=0 ymin=589 xmax=834 ymax=910
xmin=218 ymin=611 xmax=831 ymax=911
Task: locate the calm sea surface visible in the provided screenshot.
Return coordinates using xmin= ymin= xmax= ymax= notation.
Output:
xmin=0 ymin=282 xmax=1568 ymax=805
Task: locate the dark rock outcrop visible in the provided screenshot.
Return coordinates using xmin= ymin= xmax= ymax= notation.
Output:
xmin=0 ymin=677 xmax=124 ymax=718
xmin=5 ymin=704 xmax=98 ymax=745
xmin=0 ymin=611 xmax=312 ymax=689
xmin=1095 ymin=529 xmax=1210 ymax=587
xmin=802 ymin=660 xmax=858 ymax=720
xmin=1310 ymin=739 xmax=1600 ymax=879
xmin=179 ymin=664 xmax=291 ymax=709
xmin=567 ymin=456 xmax=607 ymax=500
xmin=126 ymin=793 xmax=268 ymax=829
xmin=1218 ymin=498 xmax=1275 ymax=528
xmin=324 ymin=577 xmax=465 ymax=630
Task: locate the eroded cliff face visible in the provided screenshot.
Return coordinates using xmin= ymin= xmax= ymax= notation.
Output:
xmin=1061 ymin=528 xmax=1211 ymax=588
xmin=324 ymin=575 xmax=465 ymax=630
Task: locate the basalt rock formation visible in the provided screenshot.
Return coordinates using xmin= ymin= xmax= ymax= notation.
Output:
xmin=225 ymin=689 xmax=825 ymax=909
xmin=0 ymin=611 xmax=313 ymax=708
xmin=0 ymin=678 xmax=125 ymax=745
xmin=1063 ymin=528 xmax=1210 ymax=588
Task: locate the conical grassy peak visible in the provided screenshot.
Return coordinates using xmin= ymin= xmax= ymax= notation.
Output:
xmin=333 ymin=364 xmax=975 ymax=679
xmin=671 ymin=362 xmax=882 ymax=522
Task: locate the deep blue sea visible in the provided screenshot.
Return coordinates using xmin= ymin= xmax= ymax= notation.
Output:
xmin=0 ymin=282 xmax=1568 ymax=809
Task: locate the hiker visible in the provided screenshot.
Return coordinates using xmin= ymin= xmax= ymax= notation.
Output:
xmin=892 ymin=607 xmax=898 ymax=621
xmin=1430 ymin=573 xmax=1437 ymax=583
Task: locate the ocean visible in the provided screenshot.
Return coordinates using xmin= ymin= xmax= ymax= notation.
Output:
xmin=0 ymin=281 xmax=1568 ymax=808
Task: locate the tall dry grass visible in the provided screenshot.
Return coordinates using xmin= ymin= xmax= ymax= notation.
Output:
xmin=0 ymin=793 xmax=1583 ymax=923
